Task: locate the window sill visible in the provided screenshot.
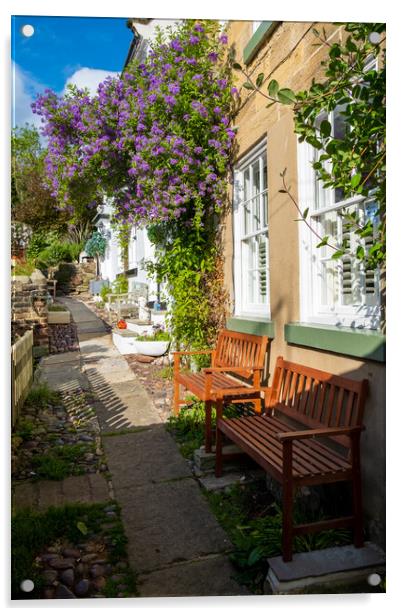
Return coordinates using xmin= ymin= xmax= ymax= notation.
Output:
xmin=227 ymin=316 xmax=275 ymax=338
xmin=243 ymin=21 xmax=278 ymax=65
xmin=284 ymin=322 xmax=385 ymax=363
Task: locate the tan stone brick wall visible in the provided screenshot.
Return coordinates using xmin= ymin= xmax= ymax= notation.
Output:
xmin=222 ymin=21 xmax=385 ymax=546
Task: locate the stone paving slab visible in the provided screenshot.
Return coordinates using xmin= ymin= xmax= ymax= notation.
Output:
xmin=39 ymin=364 xmax=91 ymax=392
xmin=102 ymin=430 xmax=192 ymax=489
xmin=41 ymin=351 xmax=81 ymax=366
xmin=13 ymin=474 xmax=110 ymax=510
xmin=138 ymin=555 xmax=247 ymax=597
xmin=114 ymin=478 xmax=232 ymax=572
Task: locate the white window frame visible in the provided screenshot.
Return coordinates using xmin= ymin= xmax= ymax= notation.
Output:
xmin=297 ymin=136 xmax=381 ymax=330
xmin=233 ymin=140 xmax=270 ymax=318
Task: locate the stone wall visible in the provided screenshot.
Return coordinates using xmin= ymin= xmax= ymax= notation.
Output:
xmin=49 ymin=261 xmax=96 ymax=296
xmin=11 ymin=271 xmax=49 ymax=353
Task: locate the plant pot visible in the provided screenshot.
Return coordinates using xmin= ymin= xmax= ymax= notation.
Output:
xmin=133 ymin=340 xmax=170 ymax=357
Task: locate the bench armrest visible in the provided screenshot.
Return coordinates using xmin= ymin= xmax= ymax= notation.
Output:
xmin=276 ymin=425 xmax=365 ymax=442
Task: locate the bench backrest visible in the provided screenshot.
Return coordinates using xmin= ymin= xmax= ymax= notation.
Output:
xmin=265 ymin=357 xmax=368 ymax=448
xmin=213 ymin=329 xmax=268 ymax=378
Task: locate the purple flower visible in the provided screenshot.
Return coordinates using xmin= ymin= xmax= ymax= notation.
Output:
xmin=208 ymin=52 xmax=218 ymax=63
xmin=194 ymin=23 xmax=204 ymax=32
xmin=219 ymin=33 xmax=228 ymax=44
xmin=168 ymin=83 xmax=180 ymax=95
xmin=170 ymin=39 xmax=183 ymax=52
xmin=189 ymin=34 xmax=199 ymax=44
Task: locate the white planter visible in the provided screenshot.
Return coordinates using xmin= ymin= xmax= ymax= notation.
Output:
xmin=134 ymin=340 xmax=170 ymax=357
xmin=126 ymin=320 xmax=153 ymax=336
xmin=112 ymin=331 xmax=138 ymax=355
xmin=48 ymin=311 xmax=71 ymax=324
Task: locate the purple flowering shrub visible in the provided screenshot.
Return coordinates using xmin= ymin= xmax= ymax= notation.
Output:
xmin=32 ymin=20 xmax=235 ymax=349
xmin=32 ymin=20 xmax=235 ymax=229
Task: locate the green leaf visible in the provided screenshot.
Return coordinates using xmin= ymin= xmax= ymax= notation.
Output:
xmin=232 ymin=62 xmax=242 ymax=70
xmin=320 ymin=120 xmax=332 ymax=138
xmin=242 ymin=81 xmax=255 ymax=90
xmin=277 ymin=88 xmax=297 ymax=104
xmin=302 ymin=208 xmax=309 ymax=219
xmin=356 ymin=245 xmax=365 ymax=259
xmin=278 ymin=189 xmax=287 ymax=194
xmin=77 ymin=521 xmax=88 ymax=535
xmin=247 ymin=546 xmax=264 ymax=566
xmin=316 ymin=236 xmax=329 ymax=248
xmin=350 ymin=173 xmax=362 ymax=188
xmin=331 ymin=249 xmax=345 ymax=259
xmin=256 ymin=73 xmax=265 ymax=88
xmin=268 ymin=79 xmax=279 ymax=98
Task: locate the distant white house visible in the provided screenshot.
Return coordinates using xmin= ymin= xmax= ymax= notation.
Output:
xmin=93 ymin=198 xmax=159 ymax=301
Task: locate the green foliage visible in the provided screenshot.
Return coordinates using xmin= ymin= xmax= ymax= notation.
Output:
xmin=167 ymin=400 xmax=242 ymax=459
xmin=206 ymin=485 xmax=352 ymax=592
xmin=147 ymin=222 xmax=229 ymax=352
xmin=12 ymin=261 xmax=36 ymax=276
xmin=26 ymin=383 xmax=61 ymax=408
xmin=84 ymin=231 xmax=107 ymax=258
xmin=15 ymin=418 xmax=35 ymax=441
xmin=136 ymin=330 xmax=170 ymax=342
xmin=11 ymin=501 xmax=137 ymax=599
xmin=31 ymin=444 xmax=92 ymax=480
xmin=111 ymin=274 xmax=128 ymax=294
xmin=48 ymin=304 xmax=68 ymax=312
xmin=37 ymin=241 xmax=73 ymax=267
xmin=234 ymin=23 xmax=386 ymax=270
xmin=100 ymin=284 xmax=112 ymax=302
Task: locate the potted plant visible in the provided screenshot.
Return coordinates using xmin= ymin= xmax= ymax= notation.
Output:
xmin=134 ymin=326 xmax=170 ymax=357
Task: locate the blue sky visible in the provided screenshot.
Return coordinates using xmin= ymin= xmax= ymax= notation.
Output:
xmin=12 ymin=15 xmax=134 ymax=127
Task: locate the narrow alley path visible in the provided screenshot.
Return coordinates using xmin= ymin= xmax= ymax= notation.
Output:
xmin=43 ymin=296 xmax=247 ymax=597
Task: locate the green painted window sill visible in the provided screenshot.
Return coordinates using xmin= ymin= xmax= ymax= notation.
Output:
xmin=284 ymin=322 xmax=385 ymax=363
xmin=227 ymin=317 xmax=275 ymax=339
xmin=243 ymin=21 xmax=278 ymax=65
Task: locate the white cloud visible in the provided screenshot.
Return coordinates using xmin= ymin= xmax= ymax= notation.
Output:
xmin=63 ymin=67 xmax=119 ymax=96
xmin=12 ymin=61 xmax=44 ymax=128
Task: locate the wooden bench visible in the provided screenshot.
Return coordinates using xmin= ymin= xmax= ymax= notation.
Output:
xmin=173 ymin=329 xmax=269 ymax=453
xmin=215 ymin=356 xmax=368 ymax=561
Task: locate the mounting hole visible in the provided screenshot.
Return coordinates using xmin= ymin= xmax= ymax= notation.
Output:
xmin=368 ymin=32 xmax=381 ymax=45
xmin=367 ymin=573 xmax=381 ymax=586
xmin=21 ymin=24 xmax=35 ymax=37
xmin=20 ymin=579 xmax=35 ymax=592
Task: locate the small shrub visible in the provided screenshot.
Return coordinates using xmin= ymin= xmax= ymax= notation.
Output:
xmin=12 ymin=260 xmax=36 ymax=276
xmin=25 ymin=383 xmax=61 ymax=408
xmin=31 ymin=444 xmax=91 ymax=480
xmin=37 ymin=242 xmax=72 ymax=267
xmin=100 ymin=285 xmax=111 ymax=303
xmin=136 ymin=330 xmax=170 ymax=342
xmin=15 ymin=418 xmax=35 ymax=441
xmin=48 ymin=303 xmax=68 ymax=312
xmin=111 ymin=274 xmax=128 ymax=294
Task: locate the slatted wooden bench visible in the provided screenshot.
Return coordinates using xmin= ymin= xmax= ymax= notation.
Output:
xmin=215 ymin=356 xmax=368 ymax=561
xmin=173 ymin=329 xmax=269 ymax=453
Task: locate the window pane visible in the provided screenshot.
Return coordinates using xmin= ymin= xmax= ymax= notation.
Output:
xmin=262 ymin=161 xmax=268 ymax=227
xmin=252 ymin=161 xmax=261 ymax=230
xmin=244 ymin=168 xmax=251 ymax=233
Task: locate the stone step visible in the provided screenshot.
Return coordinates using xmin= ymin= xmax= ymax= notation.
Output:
xmin=265 ymin=542 xmax=386 ymax=594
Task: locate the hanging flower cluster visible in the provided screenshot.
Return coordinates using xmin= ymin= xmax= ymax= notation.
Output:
xmin=32 ymin=20 xmax=236 ymax=227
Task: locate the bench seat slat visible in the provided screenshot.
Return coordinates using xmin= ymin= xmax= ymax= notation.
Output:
xmin=219 ymin=415 xmax=352 ymax=481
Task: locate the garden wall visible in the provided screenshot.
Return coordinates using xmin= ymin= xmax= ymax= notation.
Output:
xmin=48 ymin=261 xmax=96 ymax=296
xmin=11 ymin=273 xmax=49 ymax=354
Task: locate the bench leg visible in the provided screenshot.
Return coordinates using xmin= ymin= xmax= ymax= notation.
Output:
xmin=282 ymin=440 xmax=294 ymax=562
xmin=215 ymin=420 xmax=223 ymax=477
xmin=173 ymin=380 xmax=179 ymax=415
xmin=351 ymin=433 xmax=364 ymax=547
xmin=205 ymin=400 xmax=212 ymax=453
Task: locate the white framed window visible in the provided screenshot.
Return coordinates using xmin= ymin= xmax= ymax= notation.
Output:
xmin=233 ymin=140 xmax=270 ymax=317
xmin=252 ymin=21 xmax=262 ymax=34
xmin=297 ymin=108 xmax=381 ymax=330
